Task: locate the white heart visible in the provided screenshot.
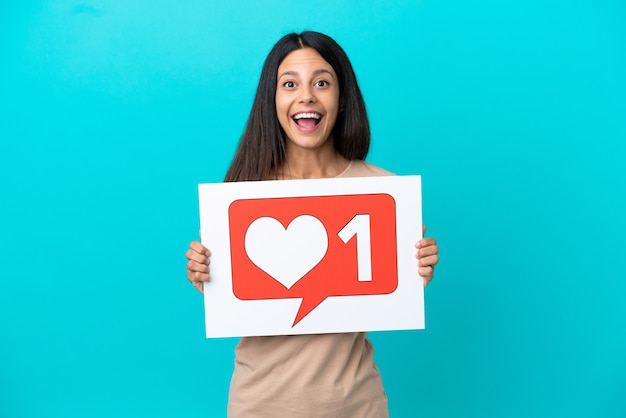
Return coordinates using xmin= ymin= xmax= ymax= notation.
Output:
xmin=244 ymin=215 xmax=328 ymax=289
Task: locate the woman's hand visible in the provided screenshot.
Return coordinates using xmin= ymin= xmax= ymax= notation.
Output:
xmin=416 ymin=225 xmax=439 ymax=287
xmin=186 ymin=240 xmax=211 ymax=293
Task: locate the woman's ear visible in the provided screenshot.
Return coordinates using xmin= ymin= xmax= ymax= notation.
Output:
xmin=339 ymin=97 xmax=345 ymax=112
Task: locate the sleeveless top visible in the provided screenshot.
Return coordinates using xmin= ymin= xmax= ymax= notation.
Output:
xmin=227 ymin=160 xmax=393 ymax=418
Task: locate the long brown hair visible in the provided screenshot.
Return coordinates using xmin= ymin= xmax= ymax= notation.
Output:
xmin=224 ymin=31 xmax=370 ymax=182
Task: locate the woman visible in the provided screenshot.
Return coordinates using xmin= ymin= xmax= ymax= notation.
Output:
xmin=186 ymin=31 xmax=439 ymax=417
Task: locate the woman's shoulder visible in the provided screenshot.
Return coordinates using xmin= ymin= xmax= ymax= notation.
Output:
xmin=336 ymin=160 xmax=395 ymax=178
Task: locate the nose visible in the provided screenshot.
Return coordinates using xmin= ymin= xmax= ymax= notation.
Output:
xmin=298 ymin=85 xmax=316 ymax=103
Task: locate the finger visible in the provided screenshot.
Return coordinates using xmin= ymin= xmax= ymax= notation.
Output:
xmin=419 ymin=264 xmax=433 ymax=276
xmin=418 ymin=254 xmax=439 ymax=268
xmin=189 ymin=240 xmax=211 ymax=256
xmin=186 ymin=248 xmax=210 ymax=265
xmin=415 ymin=237 xmax=437 ymax=249
xmin=422 ymin=224 xmax=426 ymax=236
xmin=188 ymin=270 xmax=210 ymax=283
xmin=417 ymin=245 xmax=438 ymax=259
xmin=187 ymin=268 xmax=210 ymax=295
xmin=187 ymin=259 xmax=210 ymax=273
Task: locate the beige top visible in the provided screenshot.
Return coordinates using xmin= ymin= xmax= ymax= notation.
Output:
xmin=227 ymin=160 xmax=393 ymax=418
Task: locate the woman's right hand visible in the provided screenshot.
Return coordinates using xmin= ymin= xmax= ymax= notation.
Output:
xmin=186 ymin=240 xmax=211 ymax=293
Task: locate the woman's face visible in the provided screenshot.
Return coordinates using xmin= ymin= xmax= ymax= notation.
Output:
xmin=275 ymin=48 xmax=340 ymax=154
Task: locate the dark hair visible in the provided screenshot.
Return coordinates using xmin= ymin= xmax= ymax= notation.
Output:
xmin=224 ymin=31 xmax=370 ymax=182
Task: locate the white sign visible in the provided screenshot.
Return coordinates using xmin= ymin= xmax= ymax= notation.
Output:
xmin=198 ymin=175 xmax=424 ymax=338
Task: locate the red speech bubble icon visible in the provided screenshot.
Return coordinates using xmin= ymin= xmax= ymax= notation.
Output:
xmin=229 ymin=194 xmax=397 ymax=326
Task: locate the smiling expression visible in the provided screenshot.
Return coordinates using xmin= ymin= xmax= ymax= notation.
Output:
xmin=275 ymin=48 xmax=341 ymax=154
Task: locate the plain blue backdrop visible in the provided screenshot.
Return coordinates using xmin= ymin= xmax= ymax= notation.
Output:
xmin=1 ymin=1 xmax=625 ymax=417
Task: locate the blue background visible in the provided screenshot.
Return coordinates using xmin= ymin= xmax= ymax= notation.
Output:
xmin=1 ymin=1 xmax=625 ymax=417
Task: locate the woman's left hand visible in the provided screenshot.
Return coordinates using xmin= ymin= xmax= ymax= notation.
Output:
xmin=416 ymin=224 xmax=439 ymax=287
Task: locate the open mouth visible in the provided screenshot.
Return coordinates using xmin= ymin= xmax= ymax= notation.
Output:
xmin=293 ymin=112 xmax=322 ymax=127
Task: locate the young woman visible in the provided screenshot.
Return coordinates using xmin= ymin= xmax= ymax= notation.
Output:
xmin=185 ymin=31 xmax=439 ymax=417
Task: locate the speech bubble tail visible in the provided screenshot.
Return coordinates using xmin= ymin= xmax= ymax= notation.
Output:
xmin=292 ymin=295 xmax=327 ymax=327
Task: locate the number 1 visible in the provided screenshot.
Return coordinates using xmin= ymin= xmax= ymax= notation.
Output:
xmin=338 ymin=214 xmax=372 ymax=282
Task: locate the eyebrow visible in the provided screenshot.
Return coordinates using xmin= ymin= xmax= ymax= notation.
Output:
xmin=278 ymin=69 xmax=335 ymax=79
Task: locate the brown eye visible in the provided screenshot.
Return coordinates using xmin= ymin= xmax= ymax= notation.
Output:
xmin=315 ymin=80 xmax=329 ymax=87
xmin=283 ymin=81 xmax=296 ymax=88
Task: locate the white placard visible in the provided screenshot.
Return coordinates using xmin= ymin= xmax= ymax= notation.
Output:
xmin=198 ymin=175 xmax=423 ymax=338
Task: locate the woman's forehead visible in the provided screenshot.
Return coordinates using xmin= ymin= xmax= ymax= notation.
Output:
xmin=278 ymin=48 xmax=335 ymax=77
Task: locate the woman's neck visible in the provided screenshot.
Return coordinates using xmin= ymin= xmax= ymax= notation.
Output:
xmin=274 ymin=146 xmax=349 ymax=180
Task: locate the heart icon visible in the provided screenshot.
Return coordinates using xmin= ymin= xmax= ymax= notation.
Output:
xmin=244 ymin=215 xmax=328 ymax=289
